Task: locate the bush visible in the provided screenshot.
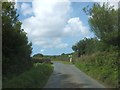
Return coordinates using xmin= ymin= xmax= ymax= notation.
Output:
xmin=75 ymin=51 xmax=118 ymax=88
xmin=3 ymin=64 xmax=53 ymax=88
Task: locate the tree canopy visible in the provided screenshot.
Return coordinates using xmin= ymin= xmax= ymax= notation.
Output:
xmin=72 ymin=3 xmax=118 ymax=57
xmin=83 ymin=3 xmax=118 ymax=46
xmin=32 ymin=53 xmax=44 ymax=59
xmin=2 ymin=2 xmax=32 ymax=77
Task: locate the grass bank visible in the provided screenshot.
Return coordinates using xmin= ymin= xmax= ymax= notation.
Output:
xmin=74 ymin=51 xmax=118 ymax=88
xmin=3 ymin=63 xmax=53 ymax=88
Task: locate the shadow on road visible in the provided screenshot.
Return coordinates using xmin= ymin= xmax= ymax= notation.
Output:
xmin=45 ymin=71 xmax=90 ymax=88
xmin=44 ymin=62 xmax=106 ymax=88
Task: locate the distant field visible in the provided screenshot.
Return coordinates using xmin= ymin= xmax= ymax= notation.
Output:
xmin=3 ymin=63 xmax=53 ymax=88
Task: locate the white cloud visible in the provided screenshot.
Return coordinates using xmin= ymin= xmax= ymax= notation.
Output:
xmin=21 ymin=0 xmax=92 ymax=49
xmin=34 ymin=37 xmax=68 ymax=48
xmin=64 ymin=17 xmax=90 ymax=37
xmin=21 ymin=3 xmax=33 ymax=16
xmin=40 ymin=49 xmax=44 ymax=52
xmin=9 ymin=0 xmax=118 ymax=54
xmin=22 ymin=0 xmax=71 ymax=49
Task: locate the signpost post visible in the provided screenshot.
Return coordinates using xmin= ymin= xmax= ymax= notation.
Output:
xmin=68 ymin=55 xmax=72 ymax=63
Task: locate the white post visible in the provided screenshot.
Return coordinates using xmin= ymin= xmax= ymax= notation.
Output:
xmin=70 ymin=57 xmax=72 ymax=63
xmin=68 ymin=55 xmax=72 ymax=63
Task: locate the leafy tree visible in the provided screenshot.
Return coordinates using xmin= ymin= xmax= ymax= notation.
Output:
xmin=61 ymin=53 xmax=65 ymax=56
xmin=72 ymin=45 xmax=78 ymax=52
xmin=72 ymin=44 xmax=79 ymax=57
xmin=83 ymin=3 xmax=118 ymax=46
xmin=33 ymin=53 xmax=44 ymax=59
xmin=72 ymin=38 xmax=105 ymax=57
xmin=72 ymin=38 xmax=87 ymax=57
xmin=2 ymin=2 xmax=32 ymax=77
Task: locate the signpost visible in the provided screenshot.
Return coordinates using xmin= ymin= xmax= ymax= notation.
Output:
xmin=68 ymin=55 xmax=72 ymax=63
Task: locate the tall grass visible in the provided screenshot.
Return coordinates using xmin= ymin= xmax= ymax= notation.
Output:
xmin=3 ymin=63 xmax=53 ymax=88
xmin=74 ymin=51 xmax=118 ymax=88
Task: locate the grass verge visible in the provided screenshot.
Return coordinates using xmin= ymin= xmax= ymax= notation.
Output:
xmin=74 ymin=51 xmax=118 ymax=88
xmin=3 ymin=63 xmax=53 ymax=88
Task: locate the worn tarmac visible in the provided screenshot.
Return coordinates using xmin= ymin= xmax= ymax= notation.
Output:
xmin=44 ymin=62 xmax=106 ymax=88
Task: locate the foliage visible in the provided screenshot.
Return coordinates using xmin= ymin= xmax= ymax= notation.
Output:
xmin=3 ymin=63 xmax=53 ymax=88
xmin=75 ymin=51 xmax=118 ymax=88
xmin=2 ymin=2 xmax=32 ymax=78
xmin=54 ymin=55 xmax=69 ymax=61
xmin=32 ymin=53 xmax=44 ymax=59
xmin=72 ymin=45 xmax=78 ymax=52
xmin=71 ymin=3 xmax=118 ymax=88
xmin=72 ymin=2 xmax=118 ymax=57
xmin=72 ymin=38 xmax=102 ymax=56
xmin=83 ymin=3 xmax=118 ymax=46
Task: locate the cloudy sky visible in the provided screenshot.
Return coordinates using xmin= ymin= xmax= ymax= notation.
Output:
xmin=12 ymin=0 xmax=118 ymax=55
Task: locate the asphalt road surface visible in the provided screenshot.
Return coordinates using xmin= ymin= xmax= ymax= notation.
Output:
xmin=44 ymin=62 xmax=106 ymax=88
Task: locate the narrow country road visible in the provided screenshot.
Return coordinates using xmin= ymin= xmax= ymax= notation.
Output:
xmin=44 ymin=62 xmax=106 ymax=88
